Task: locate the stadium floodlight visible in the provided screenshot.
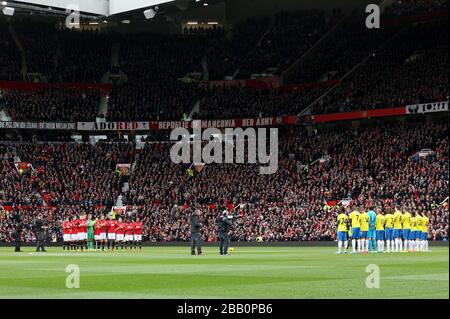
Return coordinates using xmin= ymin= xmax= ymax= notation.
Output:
xmin=2 ymin=6 xmax=14 ymax=16
xmin=143 ymin=7 xmax=158 ymax=20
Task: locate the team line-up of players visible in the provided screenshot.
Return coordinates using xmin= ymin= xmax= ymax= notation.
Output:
xmin=62 ymin=214 xmax=143 ymax=251
xmin=336 ymin=206 xmax=430 ymax=254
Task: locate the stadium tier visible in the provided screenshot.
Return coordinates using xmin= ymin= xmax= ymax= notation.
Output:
xmin=0 ymin=3 xmax=448 ymax=122
xmin=0 ymin=119 xmax=448 ymax=243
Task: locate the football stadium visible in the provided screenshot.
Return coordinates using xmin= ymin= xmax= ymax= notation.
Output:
xmin=0 ymin=0 xmax=449 ymax=302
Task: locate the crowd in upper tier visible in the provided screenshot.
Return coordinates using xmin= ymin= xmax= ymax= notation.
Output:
xmin=0 ymin=119 xmax=448 ymax=242
xmin=0 ymin=2 xmax=447 ymax=122
xmin=0 ymin=88 xmax=102 ymax=122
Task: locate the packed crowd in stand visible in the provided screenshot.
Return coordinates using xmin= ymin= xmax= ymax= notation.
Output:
xmin=106 ymin=81 xmax=201 ymax=121
xmin=195 ymin=84 xmax=330 ymax=119
xmin=0 ymin=22 xmax=22 ymax=81
xmin=0 ymin=88 xmax=102 ymax=122
xmin=236 ymin=9 xmax=342 ymax=78
xmin=310 ymin=20 xmax=449 ymax=114
xmin=13 ymin=24 xmax=113 ymax=83
xmin=1 ymin=119 xmax=448 ymax=243
xmin=1 ymin=4 xmax=447 ymax=122
xmin=0 ymin=2 xmax=448 ymax=244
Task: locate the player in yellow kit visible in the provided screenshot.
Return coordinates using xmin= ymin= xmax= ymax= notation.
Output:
xmin=375 ymin=208 xmax=385 ymax=253
xmin=409 ymin=212 xmax=417 ymax=252
xmin=359 ymin=209 xmax=370 ymax=253
xmin=402 ymin=208 xmax=412 ymax=252
xmin=420 ymin=213 xmax=430 ymax=252
xmin=348 ymin=206 xmax=361 ymax=253
xmin=393 ymin=207 xmax=403 ymax=252
xmin=384 ymin=207 xmax=394 ymax=253
xmin=336 ymin=208 xmax=349 ymax=254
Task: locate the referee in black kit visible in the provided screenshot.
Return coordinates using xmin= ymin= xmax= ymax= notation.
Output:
xmin=11 ymin=210 xmax=23 ymax=252
xmin=217 ymin=210 xmax=233 ymax=256
xmin=190 ymin=209 xmax=203 ymax=255
xmin=34 ymin=214 xmax=47 ymax=252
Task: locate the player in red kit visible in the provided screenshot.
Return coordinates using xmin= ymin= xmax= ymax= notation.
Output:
xmin=74 ymin=216 xmax=84 ymax=251
xmin=99 ymin=214 xmax=108 ymax=251
xmin=79 ymin=215 xmax=88 ymax=251
xmin=116 ymin=217 xmax=125 ymax=250
xmin=94 ymin=216 xmax=102 ymax=251
xmin=62 ymin=218 xmax=71 ymax=251
xmin=70 ymin=216 xmax=78 ymax=250
xmin=107 ymin=216 xmax=117 ymax=251
xmin=133 ymin=216 xmax=143 ymax=250
xmin=124 ymin=219 xmax=134 ymax=249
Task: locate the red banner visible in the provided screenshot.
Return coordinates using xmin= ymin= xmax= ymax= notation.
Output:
xmin=281 ymin=80 xmax=339 ymax=92
xmin=311 ymin=107 xmax=406 ymax=123
xmin=199 ymin=77 xmax=281 ymax=89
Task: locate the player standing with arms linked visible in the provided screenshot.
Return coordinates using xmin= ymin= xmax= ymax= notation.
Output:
xmin=393 ymin=207 xmax=403 ymax=252
xmin=367 ymin=207 xmax=377 ymax=253
xmin=375 ymin=208 xmax=385 ymax=253
xmin=62 ymin=218 xmax=71 ymax=251
xmin=133 ymin=217 xmax=143 ymax=250
xmin=107 ymin=215 xmax=117 ymax=251
xmin=384 ymin=207 xmax=394 ymax=253
xmin=349 ymin=206 xmax=361 ymax=254
xmin=420 ymin=212 xmax=429 ymax=252
xmin=94 ymin=216 xmax=102 ymax=251
xmin=336 ymin=207 xmax=349 ymax=254
xmin=124 ymin=219 xmax=134 ymax=250
xmin=87 ymin=214 xmax=95 ymax=251
xmin=359 ymin=208 xmax=370 ymax=253
xmin=402 ymin=207 xmax=412 ymax=252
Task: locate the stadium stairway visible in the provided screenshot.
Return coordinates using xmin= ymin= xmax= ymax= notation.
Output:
xmin=98 ymin=94 xmax=109 ymax=118
xmin=188 ymin=99 xmax=201 ymax=119
xmin=281 ymin=11 xmax=350 ymax=85
xmin=111 ymin=43 xmax=120 ymax=67
xmin=115 ymin=195 xmax=124 ymax=207
xmin=7 ymin=23 xmax=27 ymax=81
xmin=229 ymin=16 xmax=275 ymax=80
xmin=52 ymin=46 xmax=62 ymax=81
xmin=0 ymin=109 xmax=11 ymax=122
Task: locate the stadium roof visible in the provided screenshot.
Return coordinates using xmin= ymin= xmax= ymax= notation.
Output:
xmin=10 ymin=0 xmax=179 ymax=16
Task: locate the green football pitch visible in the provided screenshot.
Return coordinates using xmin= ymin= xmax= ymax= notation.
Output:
xmin=0 ymin=246 xmax=448 ymax=299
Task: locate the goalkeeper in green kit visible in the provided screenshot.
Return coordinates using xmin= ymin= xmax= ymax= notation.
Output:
xmin=87 ymin=214 xmax=95 ymax=251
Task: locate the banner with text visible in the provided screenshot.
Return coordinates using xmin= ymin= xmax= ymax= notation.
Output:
xmin=405 ymin=101 xmax=448 ymax=115
xmin=77 ymin=116 xmax=298 ymax=131
xmin=0 ymin=121 xmax=76 ymax=130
